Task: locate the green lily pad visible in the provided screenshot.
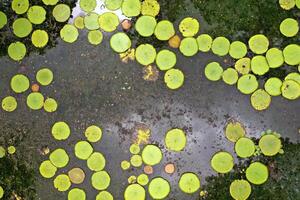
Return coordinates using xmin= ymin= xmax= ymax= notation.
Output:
xmin=42 ymin=0 xmax=58 ymax=6
xmin=121 ymin=0 xmax=141 ymax=17
xmin=99 ymin=12 xmax=119 ymax=32
xmin=281 ymin=79 xmax=300 ymax=100
xmin=148 ymin=177 xmax=170 ymax=199
xmin=49 ymin=148 xmax=69 ymax=168
xmin=135 ymin=16 xmax=157 ymax=37
xmin=204 ymin=62 xmax=223 ymax=81
xmin=211 ymin=151 xmax=234 ymax=173
xmin=211 ymin=36 xmax=230 ymax=56
xmin=165 ymin=128 xmax=187 ymax=152
xmin=237 ymin=74 xmax=259 ymax=94
xmin=137 ymin=174 xmax=149 ymax=186
xmin=251 ymin=56 xmax=270 ymax=75
xmin=259 ymin=134 xmax=282 ymax=156
xmin=96 ymin=191 xmax=114 ymax=200
xmin=283 ymin=44 xmax=300 ymax=65
xmin=60 ymin=24 xmax=79 ymax=43
xmin=74 ymin=16 xmax=84 ymax=29
xmin=26 ymin=92 xmax=44 ymax=110
xmin=129 ymin=144 xmax=140 ymax=154
xmin=39 ymin=160 xmax=57 ymax=178
xmin=250 ymin=89 xmax=271 ymax=111
xmin=280 ymin=18 xmax=299 ymax=37
xmin=105 ymin=0 xmax=123 ymax=11
xmin=124 ymin=184 xmax=145 ymax=200
xmin=264 ymin=77 xmax=282 ymax=96
xmin=130 ymin=154 xmax=143 ymax=167
xmin=248 ymin=34 xmax=269 ymax=54
xmin=51 ymin=121 xmax=70 ymax=140
xmin=222 ymin=68 xmax=239 ymax=85
xmin=234 ymin=57 xmax=251 ymax=75
xmin=0 ymin=146 xmax=5 ymax=158
xmin=178 ymin=172 xmax=200 ymax=194
xmin=10 ymin=74 xmax=29 ymax=93
xmin=266 ymin=48 xmax=284 ymax=68
xmin=164 ymin=68 xmax=184 ymax=90
xmin=110 ymin=32 xmax=131 ymax=53
xmin=0 ymin=11 xmax=7 ymax=29
xmin=44 ymin=98 xmax=58 ymax=112
xmin=141 ymin=0 xmax=160 ymax=17
xmin=154 ymin=20 xmax=175 ymax=41
xmin=84 ymin=12 xmax=99 ymax=30
xmin=141 ymin=144 xmax=162 ymax=166
xmin=121 ymin=160 xmax=131 ymax=170
xmin=12 ymin=0 xmax=29 ymax=14
xmin=68 ymin=188 xmax=86 ymax=200
xmin=53 ymin=174 xmax=71 ymax=192
xmin=88 ymin=30 xmax=103 ymax=45
xmin=75 ymin=141 xmax=93 ymax=160
xmin=2 ymin=96 xmax=17 ymax=112
xmin=36 ymin=68 xmax=53 ymax=86
xmin=179 ymin=37 xmax=198 ymax=57
xmin=8 ymin=42 xmax=26 ymax=61
xmin=297 ymin=0 xmax=300 ymax=8
xmin=179 ymin=17 xmax=200 ymax=37
xmin=230 ymin=180 xmax=251 ymax=200
xmin=53 ymin=4 xmax=70 ymax=22
xmin=229 ymin=41 xmax=247 ymax=59
xmin=135 ymin=44 xmax=156 ymax=66
xmin=7 ymin=146 xmax=16 ymax=154
xmin=80 ymin=0 xmax=96 ymax=12
xmin=91 ymin=171 xmax=111 ymax=190
xmin=285 ymin=72 xmax=300 ymax=84
xmin=27 ymin=6 xmax=46 ymax=24
xmin=279 ymin=0 xmax=296 ymax=10
xmin=13 ymin=18 xmax=32 ymax=38
xmin=31 ymin=30 xmax=49 ymax=48
xmin=156 ymin=49 xmax=176 ymax=71
xmin=196 ymin=34 xmax=213 ymax=52
xmin=0 ymin=186 xmax=3 ymax=198
xmin=85 ymin=125 xmax=102 ymax=142
xmin=235 ymin=137 xmax=255 ymax=158
xmin=246 ymin=162 xmax=268 ymax=185
xmin=87 ymin=152 xmax=106 ymax=171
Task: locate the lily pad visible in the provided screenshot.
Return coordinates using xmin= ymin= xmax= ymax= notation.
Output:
xmin=2 ymin=96 xmax=17 ymax=112
xmin=196 ymin=34 xmax=213 ymax=52
xmin=280 ymin=18 xmax=299 ymax=37
xmin=60 ymin=24 xmax=79 ymax=43
xmin=164 ymin=68 xmax=184 ymax=90
xmin=251 ymin=56 xmax=270 ymax=75
xmin=179 ymin=17 xmax=200 ymax=37
xmin=230 ymin=180 xmax=251 ymax=200
xmin=148 ymin=177 xmax=170 ymax=199
xmin=84 ymin=12 xmax=99 ymax=30
xmin=222 ymin=68 xmax=239 ymax=85
xmin=130 ymin=154 xmax=143 ymax=167
xmin=281 ymin=79 xmax=300 ymax=100
xmin=234 ymin=57 xmax=251 ymax=75
xmin=26 ymin=92 xmax=44 ymax=110
xmin=7 ymin=146 xmax=16 ymax=154
xmin=211 ymin=36 xmax=230 ymax=56
xmin=105 ymin=0 xmax=123 ymax=11
xmin=96 ymin=191 xmax=114 ymax=200
xmin=74 ymin=141 xmax=93 ymax=160
xmin=99 ymin=12 xmax=119 ymax=32
xmin=283 ymin=44 xmax=300 ymax=66
xmin=8 ymin=42 xmax=27 ymax=61
xmin=53 ymin=174 xmax=71 ymax=192
xmin=141 ymin=144 xmax=162 ymax=166
xmin=121 ymin=0 xmax=141 ymax=17
xmin=91 ymin=171 xmax=111 ymax=190
xmin=44 ymin=98 xmax=58 ymax=112
xmin=141 ymin=0 xmax=160 ymax=17
xmin=88 ymin=30 xmax=103 ymax=45
xmin=10 ymin=74 xmax=29 ymax=93
xmin=0 ymin=146 xmax=5 ymax=158
xmin=156 ymin=49 xmax=176 ymax=71
xmin=137 ymin=174 xmax=149 ymax=186
xmin=204 ymin=62 xmax=223 ymax=81
xmin=135 ymin=44 xmax=156 ymax=66
xmin=31 ymin=30 xmax=49 ymax=48
xmin=211 ymin=151 xmax=234 ymax=173
xmin=246 ymin=162 xmax=268 ymax=185
xmin=264 ymin=77 xmax=282 ymax=96
xmin=178 ymin=172 xmax=200 ymax=194
xmin=121 ymin=160 xmax=131 ymax=170
xmin=110 ymin=32 xmax=131 ymax=53
xmin=229 ymin=41 xmax=247 ymax=59
xmin=266 ymin=48 xmax=284 ymax=68
xmin=237 ymin=74 xmax=259 ymax=94
xmin=13 ymin=18 xmax=32 ymax=38
xmin=85 ymin=125 xmax=102 ymax=142
xmin=49 ymin=148 xmax=69 ymax=168
xmin=36 ymin=68 xmax=53 ymax=86
xmin=68 ymin=168 xmax=85 ymax=184
xmin=39 ymin=160 xmax=57 ymax=178
xmin=74 ymin=16 xmax=84 ymax=29
xmin=285 ymin=72 xmax=300 ymax=84
xmin=259 ymin=134 xmax=282 ymax=156
xmin=68 ymin=188 xmax=86 ymax=200
xmin=129 ymin=144 xmax=140 ymax=154
xmin=235 ymin=137 xmax=255 ymax=158
xmin=53 ymin=4 xmax=70 ymax=22
xmin=154 ymin=20 xmax=175 ymax=41
xmin=250 ymin=89 xmax=271 ymax=111
xmin=80 ymin=0 xmax=96 ymax=12
xmin=0 ymin=11 xmax=7 ymax=29
xmin=27 ymin=6 xmax=46 ymax=24
xmin=42 ymin=0 xmax=59 ymax=6
xmin=87 ymin=152 xmax=106 ymax=171
xmin=279 ymin=0 xmax=296 ymax=10
xmin=135 ymin=16 xmax=157 ymax=37
xmin=165 ymin=128 xmax=187 ymax=152
xmin=51 ymin=121 xmax=70 ymax=140
xmin=12 ymin=0 xmax=29 ymax=14
xmin=179 ymin=37 xmax=198 ymax=57
xmin=124 ymin=184 xmax=145 ymax=200
xmin=248 ymin=34 xmax=269 ymax=54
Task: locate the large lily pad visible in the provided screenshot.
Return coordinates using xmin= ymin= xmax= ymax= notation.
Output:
xmin=179 ymin=17 xmax=200 ymax=37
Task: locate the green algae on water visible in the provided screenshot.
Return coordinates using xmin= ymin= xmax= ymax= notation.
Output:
xmin=148 ymin=177 xmax=170 ymax=199
xmin=229 ymin=179 xmax=251 ymax=200
xmin=165 ymin=128 xmax=187 ymax=152
xmin=246 ymin=162 xmax=268 ymax=185
xmin=204 ymin=62 xmax=223 ymax=81
xmin=211 ymin=151 xmax=234 ymax=174
xmin=178 ymin=172 xmax=200 ymax=194
xmin=164 ymin=68 xmax=184 ymax=90
xmin=141 ymin=144 xmax=162 ymax=166
xmin=51 ymin=121 xmax=71 ymax=140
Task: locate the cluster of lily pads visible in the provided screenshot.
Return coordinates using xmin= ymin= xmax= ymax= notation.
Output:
xmin=39 ymin=122 xmax=113 ymax=200
xmin=1 ymin=68 xmax=57 ymax=112
xmin=208 ymin=120 xmax=283 ymax=200
xmin=0 ymin=0 xmax=75 ymax=61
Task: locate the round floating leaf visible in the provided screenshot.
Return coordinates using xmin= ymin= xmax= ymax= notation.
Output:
xmin=259 ymin=134 xmax=282 ymax=156
xmin=7 ymin=146 xmax=16 ymax=154
xmin=179 ymin=37 xmax=198 ymax=57
xmin=148 ymin=177 xmax=170 ymax=199
xmin=235 ymin=137 xmax=255 ymax=158
xmin=246 ymin=162 xmax=268 ymax=185
xmin=135 ymin=16 xmax=157 ymax=37
xmin=281 ymin=79 xmax=300 ymax=100
xmin=52 ymin=121 xmax=70 ymax=140
xmin=12 ymin=0 xmax=29 ymax=14
xmin=234 ymin=57 xmax=251 ymax=75
xmin=283 ymin=44 xmax=300 ymax=66
xmin=53 ymin=4 xmax=70 ymax=22
xmin=154 ymin=20 xmax=175 ymax=41
xmin=44 ymin=98 xmax=58 ymax=112
xmin=178 ymin=172 xmax=200 ymax=194
xmin=87 ymin=152 xmax=106 ymax=171
xmin=237 ymin=74 xmax=259 ymax=95
xmin=251 ymin=56 xmax=270 ymax=75
xmin=8 ymin=42 xmax=26 ymax=61
xmin=68 ymin=168 xmax=85 ymax=184
xmin=137 ymin=174 xmax=149 ymax=186
xmin=297 ymin=0 xmax=300 ymax=8
xmin=31 ymin=30 xmax=49 ymax=48
xmin=0 ymin=186 xmax=3 ymax=198
xmin=53 ymin=174 xmax=71 ymax=192
xmin=27 ymin=6 xmax=46 ymax=24
xmin=135 ymin=44 xmax=156 ymax=66
xmin=0 ymin=11 xmax=7 ymax=29
xmin=85 ymin=125 xmax=102 ymax=143
xmin=279 ymin=0 xmax=296 ymax=10
xmin=230 ymin=180 xmax=251 ymax=200
xmin=99 ymin=12 xmax=119 ymax=32
xmin=222 ymin=68 xmax=239 ymax=85
xmin=121 ymin=160 xmax=131 ymax=170
xmin=60 ymin=24 xmax=79 ymax=43
xmin=156 ymin=49 xmax=176 ymax=71
xmin=129 ymin=144 xmax=140 ymax=154
xmin=211 ymin=36 xmax=230 ymax=56
xmin=105 ymin=0 xmax=123 ymax=11
xmin=141 ymin=144 xmax=162 ymax=166
xmin=164 ymin=68 xmax=184 ymax=90
xmin=130 ymin=154 xmax=143 ymax=167
xmin=26 ymin=92 xmax=44 ymax=110
xmin=197 ymin=34 xmax=213 ymax=52
xmin=13 ymin=18 xmax=32 ymax=38
xmin=36 ymin=68 xmax=53 ymax=86
xmin=84 ymin=13 xmax=99 ymax=30
xmin=266 ymin=48 xmax=284 ymax=68
xmin=250 ymin=89 xmax=271 ymax=111
xmin=141 ymin=0 xmax=160 ymax=17
xmin=229 ymin=41 xmax=247 ymax=59
xmin=168 ymin=35 xmax=181 ymax=49
xmin=264 ymin=77 xmax=282 ymax=96
xmin=74 ymin=141 xmax=93 ymax=160
xmin=88 ymin=30 xmax=103 ymax=45
xmin=50 ymin=148 xmax=69 ymax=168
xmin=280 ymin=18 xmax=299 ymax=37
xmin=74 ymin=16 xmax=84 ymax=29
xmin=179 ymin=17 xmax=200 ymax=37
xmin=91 ymin=171 xmax=111 ymax=190
xmin=211 ymin=151 xmax=234 ymax=173
xmin=248 ymin=34 xmax=269 ymax=54
xmin=165 ymin=128 xmax=187 ymax=152
xmin=124 ymin=184 xmax=145 ymax=200
xmin=121 ymin=0 xmax=141 ymax=17
xmin=11 ymin=74 xmax=29 ymax=93
xmin=39 ymin=160 xmax=57 ymax=178
xmin=0 ymin=146 xmax=5 ymax=158
xmin=2 ymin=96 xmax=17 ymax=112
xmin=68 ymin=188 xmax=86 ymax=200
xmin=285 ymin=72 xmax=300 ymax=84
xmin=80 ymin=0 xmax=96 ymax=12
xmin=110 ymin=32 xmax=131 ymax=53
xmin=204 ymin=62 xmax=223 ymax=81
xmin=96 ymin=191 xmax=114 ymax=200
xmin=42 ymin=0 xmax=58 ymax=6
